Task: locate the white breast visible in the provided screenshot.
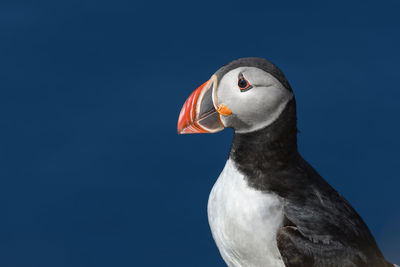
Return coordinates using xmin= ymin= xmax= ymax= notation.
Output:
xmin=207 ymin=159 xmax=285 ymax=267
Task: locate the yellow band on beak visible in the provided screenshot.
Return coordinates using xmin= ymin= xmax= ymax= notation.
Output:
xmin=217 ymin=104 xmax=232 ymax=116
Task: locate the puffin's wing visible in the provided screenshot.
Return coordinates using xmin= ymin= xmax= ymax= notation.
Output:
xmin=276 ymin=224 xmax=396 ymax=267
xmin=275 ymin=194 xmax=395 ymax=266
xmin=271 ymin=156 xmax=399 ymax=267
xmin=276 ymin=225 xmax=362 ymax=267
xmin=276 ymin=226 xmax=314 ymax=266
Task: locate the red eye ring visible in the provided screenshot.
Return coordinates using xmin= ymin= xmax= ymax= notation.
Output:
xmin=238 ymin=73 xmax=253 ymax=92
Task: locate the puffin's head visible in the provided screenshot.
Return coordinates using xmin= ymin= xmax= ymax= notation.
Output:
xmin=177 ymin=58 xmax=294 ymax=134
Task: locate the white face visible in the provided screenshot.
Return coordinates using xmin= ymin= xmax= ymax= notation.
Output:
xmin=213 ymin=67 xmax=293 ymax=133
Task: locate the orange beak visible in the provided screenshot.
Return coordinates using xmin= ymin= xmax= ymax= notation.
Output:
xmin=177 ymin=76 xmax=225 ymax=134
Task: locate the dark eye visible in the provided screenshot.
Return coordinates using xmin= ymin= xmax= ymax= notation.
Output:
xmin=238 ymin=73 xmax=252 ymax=92
xmin=238 ymin=79 xmax=248 ymax=88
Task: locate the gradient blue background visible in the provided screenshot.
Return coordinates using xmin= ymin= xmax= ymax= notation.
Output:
xmin=1 ymin=0 xmax=399 ymax=266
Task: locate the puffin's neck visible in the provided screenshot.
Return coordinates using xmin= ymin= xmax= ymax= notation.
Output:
xmin=229 ymin=99 xmax=299 ymax=175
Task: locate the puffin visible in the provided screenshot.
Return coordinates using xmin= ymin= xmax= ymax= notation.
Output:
xmin=177 ymin=58 xmax=396 ymax=267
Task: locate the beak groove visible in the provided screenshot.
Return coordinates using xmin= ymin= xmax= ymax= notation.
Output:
xmin=177 ymin=81 xmax=209 ymax=134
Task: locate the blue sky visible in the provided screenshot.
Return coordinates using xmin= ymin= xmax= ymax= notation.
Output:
xmin=1 ymin=0 xmax=399 ymax=266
